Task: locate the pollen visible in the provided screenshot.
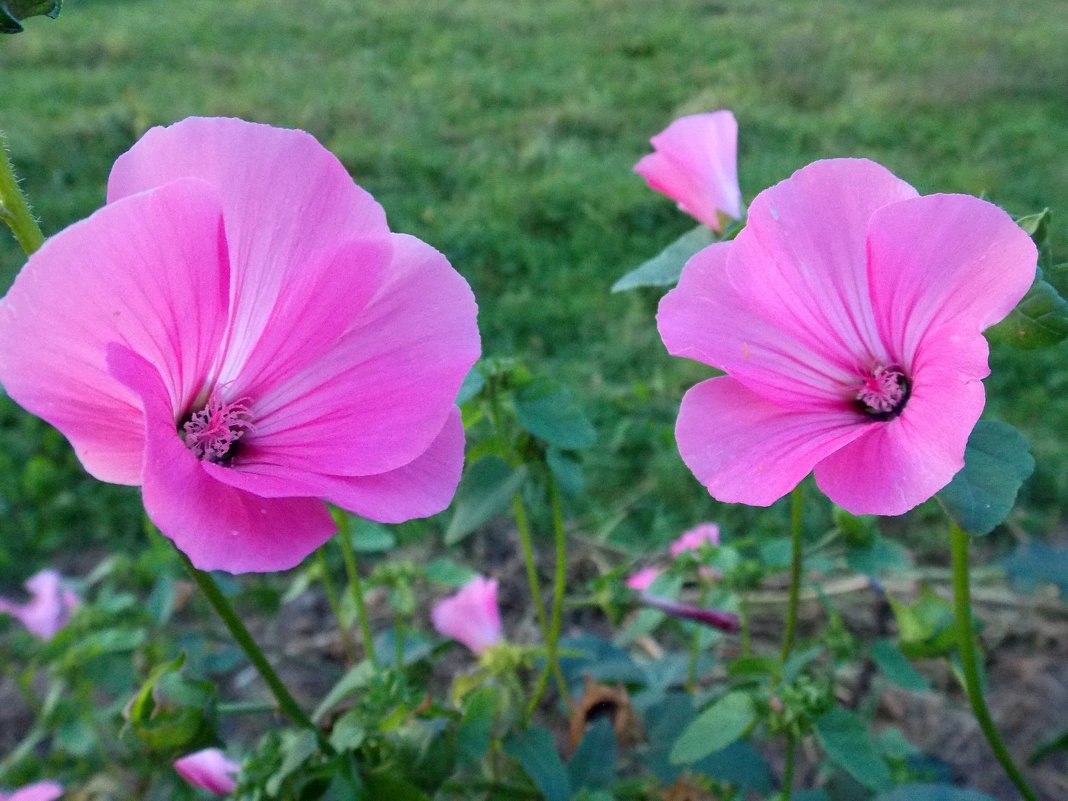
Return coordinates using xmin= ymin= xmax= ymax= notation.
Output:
xmin=854 ymin=365 xmax=909 ymax=421
xmin=181 ymin=393 xmax=254 ymax=463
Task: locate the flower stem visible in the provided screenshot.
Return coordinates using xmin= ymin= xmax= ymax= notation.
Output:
xmin=950 ymin=523 xmax=1037 ymax=801
xmin=336 ymin=513 xmax=377 ymax=667
xmin=0 ymin=133 xmax=44 ymax=255
xmin=686 ymin=586 xmax=709 ymax=692
xmin=531 ymin=474 xmax=572 ymax=709
xmin=316 ymin=547 xmax=357 ymax=664
xmin=780 ymin=485 xmax=804 ymax=663
xmin=740 ymin=593 xmax=752 ymax=658
xmin=781 ymin=736 xmax=796 ymax=801
xmin=513 ymin=494 xmax=551 ymax=641
xmin=176 ymin=550 xmax=330 ymax=750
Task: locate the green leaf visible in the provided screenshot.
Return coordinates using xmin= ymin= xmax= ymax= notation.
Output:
xmin=846 ymin=534 xmax=912 ymax=576
xmin=669 ymin=690 xmax=755 ymax=764
xmin=1001 ymin=541 xmax=1068 ymax=596
xmin=874 ymin=785 xmax=996 ymax=801
xmin=547 ymin=447 xmax=584 ymax=496
xmin=611 ymin=225 xmax=715 ymax=291
xmin=424 ymin=557 xmax=477 ymax=587
xmin=0 ymin=0 xmax=60 ymax=33
xmin=456 ymin=687 xmax=496 ymax=763
xmin=313 ymin=660 xmax=375 ymax=723
xmin=986 ymin=277 xmax=1068 ymax=349
xmin=504 ymin=726 xmax=573 ymax=801
xmin=351 ymin=518 xmax=397 ymax=552
xmin=514 ymin=378 xmax=596 ymax=450
xmin=814 ymin=707 xmax=893 ymax=791
xmin=456 ymin=365 xmax=485 ymax=405
xmin=328 ymin=708 xmax=367 ymax=751
xmin=870 ymin=638 xmax=931 ymax=692
xmin=888 ymin=585 xmax=957 ymax=659
xmin=936 ymin=420 xmax=1034 ymax=535
xmin=1029 ymin=722 xmax=1068 ymax=765
xmin=569 ymin=717 xmax=617 ymax=790
xmin=444 ymin=457 xmax=528 ymax=544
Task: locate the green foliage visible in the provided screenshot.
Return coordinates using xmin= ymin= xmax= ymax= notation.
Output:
xmin=611 ymin=225 xmax=715 ymax=292
xmin=0 ymin=0 xmax=59 ymax=33
xmin=504 ymin=726 xmax=572 ymax=801
xmin=514 ymin=377 xmax=596 ymax=451
xmin=815 ymin=707 xmax=894 ymax=792
xmin=1000 ymin=541 xmax=1068 ymax=596
xmin=444 ymin=457 xmax=528 ymax=545
xmin=670 ymin=690 xmax=756 ymax=764
xmin=874 ymin=786 xmax=996 ymax=801
xmin=869 ymin=639 xmax=931 ymax=693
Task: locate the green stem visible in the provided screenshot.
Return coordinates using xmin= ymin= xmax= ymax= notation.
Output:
xmin=740 ymin=593 xmax=752 ymax=658
xmin=394 ymin=614 xmax=405 ymax=669
xmin=336 ymin=513 xmax=377 ymax=666
xmin=513 ymin=494 xmax=550 ymax=640
xmin=316 ymin=548 xmax=358 ymax=664
xmin=0 ymin=134 xmax=44 ymax=255
xmin=779 ymin=485 xmax=804 ymax=663
xmin=950 ymin=524 xmax=1037 ymax=801
xmin=176 ymin=551 xmax=330 ymax=751
xmin=781 ymin=736 xmax=796 ymax=801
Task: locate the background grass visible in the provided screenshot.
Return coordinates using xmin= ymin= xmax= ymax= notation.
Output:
xmin=2 ymin=0 xmax=1067 ymax=578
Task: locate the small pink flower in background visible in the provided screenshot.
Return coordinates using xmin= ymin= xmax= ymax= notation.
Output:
xmin=0 ymin=117 xmax=480 ymax=573
xmin=669 ymin=522 xmax=720 ymax=557
xmin=0 ymin=570 xmax=78 ymax=640
xmin=625 ymin=566 xmax=662 ymax=591
xmin=634 ymin=110 xmax=742 ymax=232
xmin=658 ymin=158 xmax=1037 ymax=516
xmin=431 ymin=575 xmax=502 ymax=655
xmin=173 ymin=749 xmax=239 ymax=796
xmin=0 ymin=781 xmax=63 ymax=801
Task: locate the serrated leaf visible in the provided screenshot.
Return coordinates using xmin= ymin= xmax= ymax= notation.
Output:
xmin=444 ymin=457 xmax=528 ymax=544
xmin=0 ymin=0 xmax=60 ymax=33
xmin=815 ymin=707 xmax=893 ymax=791
xmin=611 ymin=225 xmax=715 ymax=291
xmin=870 ymin=638 xmax=931 ymax=692
xmin=670 ymin=691 xmax=755 ymax=764
xmin=936 ymin=420 xmax=1034 ymax=535
xmin=986 ymin=278 xmax=1068 ymax=349
xmin=873 ymin=785 xmax=996 ymax=801
xmin=504 ymin=726 xmax=572 ymax=801
xmin=514 ymin=378 xmax=595 ymax=450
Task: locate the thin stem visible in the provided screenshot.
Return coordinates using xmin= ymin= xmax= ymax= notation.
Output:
xmin=316 ymin=547 xmax=357 ymax=664
xmin=394 ymin=615 xmax=405 ymax=669
xmin=686 ymin=586 xmax=709 ymax=692
xmin=0 ymin=134 xmax=44 ymax=255
xmin=740 ymin=593 xmax=752 ymax=658
xmin=950 ymin=523 xmax=1038 ymax=801
xmin=781 ymin=736 xmax=796 ymax=801
xmin=779 ymin=485 xmax=804 ymax=663
xmin=176 ymin=550 xmax=330 ymax=751
xmin=336 ymin=512 xmax=377 ymax=666
xmin=513 ymin=494 xmax=550 ymax=639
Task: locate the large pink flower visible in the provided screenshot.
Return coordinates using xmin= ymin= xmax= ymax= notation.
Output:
xmin=0 ymin=118 xmax=480 ymax=573
xmin=634 ymin=111 xmax=742 ymax=232
xmin=173 ymin=748 xmax=239 ymax=796
xmin=658 ymin=159 xmax=1036 ymax=516
xmin=0 ymin=782 xmax=63 ymax=801
xmin=0 ymin=569 xmax=78 ymax=640
xmin=431 ymin=575 xmax=502 ymax=655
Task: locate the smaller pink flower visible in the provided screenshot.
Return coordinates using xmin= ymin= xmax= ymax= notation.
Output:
xmin=634 ymin=110 xmax=742 ymax=232
xmin=431 ymin=575 xmax=502 ymax=655
xmin=0 ymin=570 xmax=78 ymax=640
xmin=0 ymin=781 xmax=63 ymax=801
xmin=625 ymin=566 xmax=662 ymax=592
xmin=173 ymin=749 xmax=239 ymax=796
xmin=669 ymin=523 xmax=721 ymax=557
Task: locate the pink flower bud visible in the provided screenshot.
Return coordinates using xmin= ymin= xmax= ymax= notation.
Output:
xmin=0 ymin=569 xmax=79 ymax=640
xmin=431 ymin=575 xmax=502 ymax=655
xmin=625 ymin=566 xmax=662 ymax=592
xmin=669 ymin=523 xmax=720 ymax=557
xmin=173 ymin=748 xmax=239 ymax=796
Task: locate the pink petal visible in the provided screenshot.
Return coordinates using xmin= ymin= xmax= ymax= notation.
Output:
xmin=431 ymin=575 xmax=502 ymax=655
xmin=814 ymin=332 xmax=990 ymax=516
xmin=865 ymin=193 xmax=1038 ymax=365
xmin=0 ymin=179 xmax=230 ymax=485
xmin=203 ymin=408 xmax=465 ymax=524
xmin=634 ymin=111 xmax=741 ymax=230
xmin=676 ymin=376 xmax=868 ymax=506
xmin=173 ymin=749 xmax=239 ymax=796
xmin=669 ymin=523 xmax=720 ymax=556
xmin=5 ymin=781 xmax=64 ymax=801
xmin=106 ymin=345 xmax=335 ymax=574
xmin=243 ymin=233 xmax=480 ymax=477
xmin=625 ymin=566 xmax=662 ymax=592
xmin=108 ymin=118 xmax=389 ymax=377
xmin=9 ymin=570 xmax=78 ymax=640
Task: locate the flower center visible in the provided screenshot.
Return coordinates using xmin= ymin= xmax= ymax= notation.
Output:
xmin=180 ymin=393 xmax=254 ymax=463
xmin=854 ymin=365 xmax=910 ymax=421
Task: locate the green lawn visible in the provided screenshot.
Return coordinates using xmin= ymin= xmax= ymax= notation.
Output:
xmin=2 ymin=0 xmax=1067 ymax=569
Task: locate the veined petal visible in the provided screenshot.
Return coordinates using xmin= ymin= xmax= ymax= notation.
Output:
xmin=106 ymin=345 xmax=335 ymax=574
xmin=0 ymin=178 xmax=229 ymax=484
xmin=865 ymin=193 xmax=1038 ymax=366
xmin=244 ymin=233 xmax=480 ymax=476
xmin=676 ymin=376 xmax=868 ymax=506
xmin=205 ymin=408 xmax=465 ymax=524
xmin=107 ymin=117 xmax=390 ymax=375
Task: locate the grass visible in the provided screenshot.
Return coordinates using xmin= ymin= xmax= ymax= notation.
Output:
xmin=2 ymin=0 xmax=1067 ymax=573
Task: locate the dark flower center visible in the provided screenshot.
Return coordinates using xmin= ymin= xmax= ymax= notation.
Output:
xmin=180 ymin=393 xmax=254 ymax=463
xmin=854 ymin=365 xmax=910 ymax=421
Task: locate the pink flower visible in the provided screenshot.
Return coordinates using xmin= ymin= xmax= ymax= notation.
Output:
xmin=669 ymin=523 xmax=720 ymax=557
xmin=634 ymin=111 xmax=742 ymax=232
xmin=658 ymin=159 xmax=1036 ymax=516
xmin=173 ymin=749 xmax=239 ymax=796
xmin=0 ymin=117 xmax=480 ymax=573
xmin=625 ymin=566 xmax=662 ymax=591
xmin=431 ymin=575 xmax=502 ymax=655
xmin=0 ymin=570 xmax=78 ymax=640
xmin=0 ymin=782 xmax=63 ymax=801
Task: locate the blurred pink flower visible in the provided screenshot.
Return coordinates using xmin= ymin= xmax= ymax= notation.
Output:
xmin=669 ymin=523 xmax=720 ymax=557
xmin=625 ymin=566 xmax=662 ymax=591
xmin=658 ymin=159 xmax=1036 ymax=515
xmin=634 ymin=110 xmax=742 ymax=232
xmin=0 ymin=570 xmax=78 ymax=640
xmin=0 ymin=117 xmax=480 ymax=573
xmin=173 ymin=749 xmax=239 ymax=796
xmin=431 ymin=575 xmax=502 ymax=655
xmin=0 ymin=781 xmax=63 ymax=801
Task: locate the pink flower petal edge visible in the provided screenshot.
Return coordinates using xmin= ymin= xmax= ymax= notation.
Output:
xmin=625 ymin=566 xmax=662 ymax=591
xmin=431 ymin=575 xmax=502 ymax=655
xmin=173 ymin=749 xmax=239 ymax=796
xmin=658 ymin=158 xmax=1036 ymax=516
xmin=669 ymin=523 xmax=720 ymax=557
xmin=0 ymin=781 xmax=63 ymax=801
xmin=0 ymin=570 xmax=78 ymax=640
xmin=634 ymin=110 xmax=741 ymax=231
